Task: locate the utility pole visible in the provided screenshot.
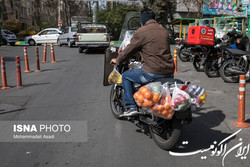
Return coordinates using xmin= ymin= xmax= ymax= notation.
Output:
xmin=58 ymin=0 xmax=62 ymax=29
xmin=93 ymin=1 xmax=97 ymax=23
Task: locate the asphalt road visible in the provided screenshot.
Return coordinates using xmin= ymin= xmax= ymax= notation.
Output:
xmin=0 ymin=44 xmax=249 ymax=167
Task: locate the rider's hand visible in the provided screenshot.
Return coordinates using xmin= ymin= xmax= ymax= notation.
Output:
xmin=110 ymin=58 xmax=117 ymax=65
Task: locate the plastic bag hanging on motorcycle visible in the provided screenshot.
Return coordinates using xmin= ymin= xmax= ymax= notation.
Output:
xmin=185 ymin=85 xmax=207 ymax=111
xmin=148 ymin=84 xmax=175 ymax=120
xmin=108 ymin=65 xmax=122 ymax=85
xmin=171 ymin=84 xmax=192 ymax=111
xmin=133 ymin=82 xmax=163 ymax=108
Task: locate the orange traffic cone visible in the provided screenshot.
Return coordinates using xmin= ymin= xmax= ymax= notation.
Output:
xmin=1 ymin=57 xmax=10 ymax=89
xmin=23 ymin=47 xmax=31 ymax=73
xmin=50 ymin=43 xmax=56 ymax=63
xmin=42 ymin=43 xmax=47 ymax=63
xmin=174 ymin=49 xmax=179 ymax=74
xmin=35 ymin=47 xmax=41 ymax=72
xmin=16 ymin=56 xmax=23 ymax=88
xmin=233 ymin=75 xmax=250 ymax=128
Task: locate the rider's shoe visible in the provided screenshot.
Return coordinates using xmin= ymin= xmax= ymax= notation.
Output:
xmin=121 ymin=107 xmax=139 ymax=117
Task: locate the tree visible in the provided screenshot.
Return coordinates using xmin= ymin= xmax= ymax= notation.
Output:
xmin=141 ymin=0 xmax=177 ymax=26
xmin=96 ymin=3 xmax=141 ymax=40
xmin=2 ymin=19 xmax=21 ymax=33
xmin=180 ymin=0 xmax=215 ymax=18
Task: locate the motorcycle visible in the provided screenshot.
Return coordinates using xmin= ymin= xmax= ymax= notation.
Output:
xmin=219 ymin=30 xmax=250 ymax=83
xmin=175 ymin=38 xmax=195 ymax=62
xmin=109 ymin=59 xmax=193 ymax=151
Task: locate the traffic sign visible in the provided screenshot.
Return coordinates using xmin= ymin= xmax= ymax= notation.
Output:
xmin=58 ymin=20 xmax=62 ymax=25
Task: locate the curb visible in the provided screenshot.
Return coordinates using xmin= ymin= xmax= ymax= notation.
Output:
xmin=15 ymin=41 xmax=58 ymax=46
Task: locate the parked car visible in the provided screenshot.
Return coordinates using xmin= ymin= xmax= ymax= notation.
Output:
xmin=57 ymin=26 xmax=78 ymax=47
xmin=1 ymin=30 xmax=17 ymax=46
xmin=24 ymin=28 xmax=62 ymax=46
xmin=76 ymin=23 xmax=110 ymax=53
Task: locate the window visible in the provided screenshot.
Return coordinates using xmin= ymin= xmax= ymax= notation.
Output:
xmin=47 ymin=30 xmax=59 ymax=34
xmin=39 ymin=30 xmax=48 ymax=35
xmin=71 ymin=27 xmax=78 ymax=32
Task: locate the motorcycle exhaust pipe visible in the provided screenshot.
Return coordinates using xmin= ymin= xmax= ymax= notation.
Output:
xmin=227 ymin=68 xmax=246 ymax=75
xmin=182 ymin=51 xmax=191 ymax=56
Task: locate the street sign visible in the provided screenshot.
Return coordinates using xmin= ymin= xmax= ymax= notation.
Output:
xmin=58 ymin=20 xmax=62 ymax=25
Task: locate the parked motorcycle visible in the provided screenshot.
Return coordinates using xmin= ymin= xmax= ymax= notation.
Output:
xmin=175 ymin=38 xmax=194 ymax=62
xmin=219 ymin=30 xmax=250 ymax=83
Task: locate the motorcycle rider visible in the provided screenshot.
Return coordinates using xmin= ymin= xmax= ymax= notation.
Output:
xmin=111 ymin=8 xmax=175 ymax=116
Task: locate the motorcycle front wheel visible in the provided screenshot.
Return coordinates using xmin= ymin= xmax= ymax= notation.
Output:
xmin=177 ymin=47 xmax=191 ymax=62
xmin=150 ymin=117 xmax=182 ymax=151
xmin=110 ymin=85 xmax=125 ymax=119
xmin=204 ymin=58 xmax=220 ymax=77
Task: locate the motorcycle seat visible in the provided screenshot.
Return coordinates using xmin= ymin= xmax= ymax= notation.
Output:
xmin=226 ymin=48 xmax=250 ymax=56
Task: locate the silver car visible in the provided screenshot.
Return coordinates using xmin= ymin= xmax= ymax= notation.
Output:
xmin=1 ymin=30 xmax=17 ymax=46
xmin=57 ymin=26 xmax=78 ymax=47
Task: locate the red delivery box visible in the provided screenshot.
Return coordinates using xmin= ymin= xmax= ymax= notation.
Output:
xmin=187 ymin=26 xmax=215 ymax=46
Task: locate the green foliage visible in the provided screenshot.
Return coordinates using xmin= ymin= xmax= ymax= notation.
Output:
xmin=96 ymin=3 xmax=141 ymax=40
xmin=20 ymin=26 xmax=37 ymax=37
xmin=2 ymin=19 xmax=21 ymax=34
xmin=141 ymin=0 xmax=177 ymax=26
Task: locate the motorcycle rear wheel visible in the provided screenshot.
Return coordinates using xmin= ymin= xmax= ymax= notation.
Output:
xmin=204 ymin=58 xmax=220 ymax=77
xmin=110 ymin=85 xmax=125 ymax=119
xmin=178 ymin=48 xmax=191 ymax=62
xmin=150 ymin=117 xmax=182 ymax=151
xmin=219 ymin=60 xmax=240 ymax=83
xmin=193 ymin=56 xmax=204 ymax=72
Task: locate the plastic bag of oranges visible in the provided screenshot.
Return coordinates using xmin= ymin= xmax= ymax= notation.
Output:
xmin=148 ymin=85 xmax=175 ymax=119
xmin=133 ymin=82 xmax=163 ymax=108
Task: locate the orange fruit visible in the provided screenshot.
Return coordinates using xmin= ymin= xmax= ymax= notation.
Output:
xmin=165 ymin=95 xmax=171 ymax=102
xmin=144 ymin=91 xmax=152 ymax=99
xmin=162 ymin=110 xmax=168 ymax=115
xmin=167 ymin=113 xmax=173 ymax=119
xmin=137 ymin=94 xmax=144 ymax=102
xmin=137 ymin=101 xmax=143 ymax=107
xmin=139 ymin=87 xmax=149 ymax=95
xmin=152 ymin=94 xmax=160 ymax=102
xmin=164 ymin=103 xmax=171 ymax=110
xmin=133 ymin=92 xmax=140 ymax=100
xmin=157 ymin=105 xmax=164 ymax=111
xmin=160 ymin=98 xmax=165 ymax=104
xmin=147 ymin=100 xmax=153 ymax=107
xmin=143 ymin=101 xmax=149 ymax=108
xmin=152 ymin=105 xmax=158 ymax=112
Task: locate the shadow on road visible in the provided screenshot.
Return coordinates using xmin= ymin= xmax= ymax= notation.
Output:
xmin=172 ymin=109 xmax=236 ymax=152
xmin=55 ymin=60 xmax=72 ymax=63
xmin=0 ymin=108 xmax=25 ymax=115
xmin=85 ymin=48 xmax=106 ymax=54
xmin=24 ymin=82 xmax=51 ymax=87
xmin=40 ymin=69 xmax=61 ymax=72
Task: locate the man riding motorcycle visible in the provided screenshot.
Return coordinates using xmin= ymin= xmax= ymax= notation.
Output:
xmin=110 ymin=8 xmax=175 ymax=116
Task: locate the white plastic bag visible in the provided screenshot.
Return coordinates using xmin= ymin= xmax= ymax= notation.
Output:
xmin=170 ymin=83 xmax=191 ymax=111
xmin=118 ymin=31 xmax=134 ymax=53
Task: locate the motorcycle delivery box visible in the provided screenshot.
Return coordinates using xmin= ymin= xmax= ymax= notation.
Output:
xmin=187 ymin=26 xmax=215 ymax=46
